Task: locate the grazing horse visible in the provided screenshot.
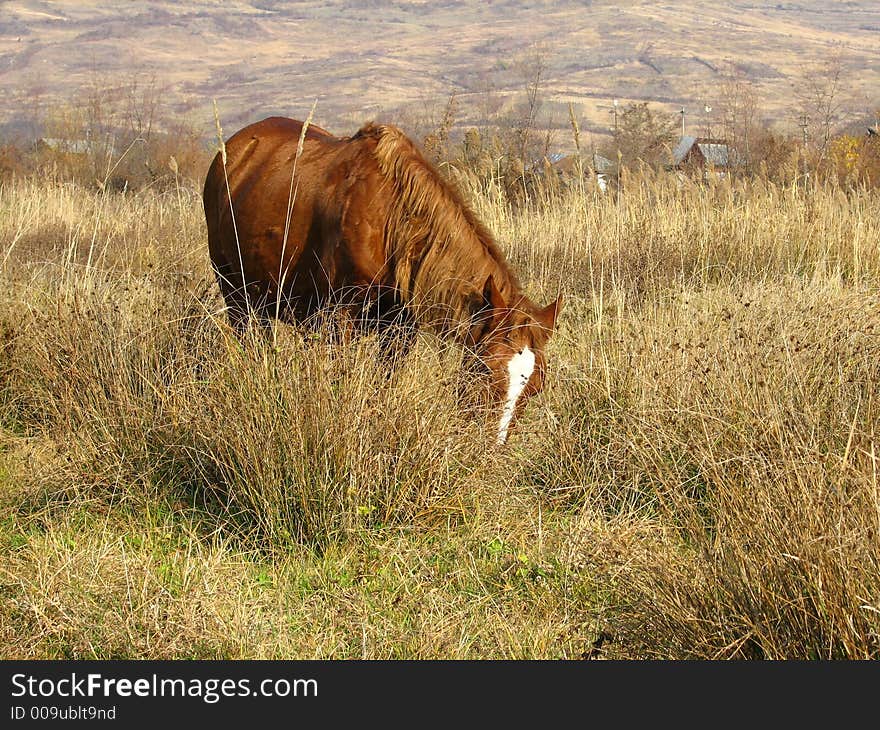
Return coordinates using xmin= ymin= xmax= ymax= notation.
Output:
xmin=203 ymin=116 xmax=562 ymax=443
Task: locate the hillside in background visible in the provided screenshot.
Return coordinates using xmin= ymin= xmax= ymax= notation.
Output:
xmin=1 ymin=1 xmax=879 ymax=146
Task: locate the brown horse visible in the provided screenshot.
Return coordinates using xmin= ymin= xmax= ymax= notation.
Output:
xmin=203 ymin=116 xmax=562 ymax=443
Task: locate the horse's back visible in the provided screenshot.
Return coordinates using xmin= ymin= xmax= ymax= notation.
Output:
xmin=205 ymin=116 xmax=338 ymax=201
xmin=225 ymin=116 xmax=335 ymax=154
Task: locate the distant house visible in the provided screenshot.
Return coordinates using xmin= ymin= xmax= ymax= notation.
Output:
xmin=35 ymin=137 xmax=91 ymax=155
xmin=550 ymin=151 xmax=614 ymax=191
xmin=672 ymin=136 xmax=740 ymax=174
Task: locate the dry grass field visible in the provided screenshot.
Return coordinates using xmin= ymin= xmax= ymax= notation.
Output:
xmin=1 ymin=165 xmax=879 ymax=659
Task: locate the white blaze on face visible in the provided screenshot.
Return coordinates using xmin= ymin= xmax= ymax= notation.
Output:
xmin=497 ymin=346 xmax=535 ymax=445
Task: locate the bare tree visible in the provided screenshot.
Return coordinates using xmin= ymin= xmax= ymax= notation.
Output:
xmin=475 ymin=68 xmax=502 ymax=141
xmin=124 ymin=72 xmax=161 ymax=143
xmin=510 ymin=44 xmax=549 ymax=167
xmin=608 ymin=102 xmax=677 ymax=169
xmin=793 ymin=45 xmax=848 ymax=165
xmin=717 ymin=63 xmax=760 ymax=171
xmin=34 ymin=70 xmax=206 ymax=190
xmin=417 ymin=93 xmax=458 ymax=164
xmin=20 ymin=73 xmax=48 ymax=142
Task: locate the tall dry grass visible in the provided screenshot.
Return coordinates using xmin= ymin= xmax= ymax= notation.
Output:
xmin=1 ymin=171 xmax=879 ymax=658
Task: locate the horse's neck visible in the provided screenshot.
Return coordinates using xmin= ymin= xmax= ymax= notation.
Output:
xmin=440 ymin=266 xmax=524 ymax=342
xmin=373 ymin=148 xmax=521 ymax=334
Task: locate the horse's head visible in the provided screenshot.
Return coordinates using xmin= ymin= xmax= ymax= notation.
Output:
xmin=466 ymin=275 xmax=562 ymax=445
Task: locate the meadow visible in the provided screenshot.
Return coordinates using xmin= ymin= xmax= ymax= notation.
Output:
xmin=1 ymin=166 xmax=879 ymax=659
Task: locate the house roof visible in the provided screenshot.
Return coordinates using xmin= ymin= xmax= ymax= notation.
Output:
xmin=672 ymin=135 xmax=697 ymax=165
xmin=673 ymin=136 xmax=739 ymax=167
xmin=698 ymin=142 xmax=735 ymax=167
xmin=592 ymin=153 xmax=614 ymax=173
xmin=38 ymin=137 xmax=91 ymax=154
xmin=551 ymin=152 xmax=614 ymax=175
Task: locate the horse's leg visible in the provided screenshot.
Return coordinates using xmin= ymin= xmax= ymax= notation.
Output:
xmin=212 ymin=258 xmax=248 ymax=332
xmin=350 ymin=286 xmax=414 ymax=367
xmin=375 ymin=305 xmax=417 ymax=368
xmin=212 ymin=258 xmax=274 ymax=338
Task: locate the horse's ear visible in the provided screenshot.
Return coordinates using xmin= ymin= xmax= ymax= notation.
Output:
xmin=535 ymin=294 xmax=563 ymax=331
xmin=482 ymin=275 xmax=507 ymax=311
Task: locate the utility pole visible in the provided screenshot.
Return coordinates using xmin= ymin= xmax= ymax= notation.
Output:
xmin=680 ymin=107 xmax=685 ymax=138
xmin=611 ymin=99 xmax=620 ymax=177
xmin=704 ymin=104 xmax=712 ymax=140
xmin=799 ymin=113 xmax=809 ymax=180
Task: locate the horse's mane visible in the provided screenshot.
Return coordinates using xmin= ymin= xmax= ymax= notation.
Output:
xmin=355 ymin=122 xmax=523 ymax=333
